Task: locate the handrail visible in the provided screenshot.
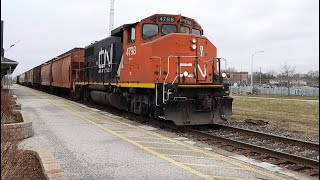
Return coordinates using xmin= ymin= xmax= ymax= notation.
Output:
xmin=73 ymin=63 xmax=119 ymax=71
xmin=164 ymin=55 xmax=198 ymax=84
xmin=150 ymin=56 xmax=162 ymax=107
xmin=163 ymin=55 xmax=198 ymax=104
xmin=198 ymin=57 xmax=214 ymax=63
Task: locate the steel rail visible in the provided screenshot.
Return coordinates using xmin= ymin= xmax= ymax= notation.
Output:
xmin=219 ymin=125 xmax=319 ymax=151
xmin=185 ymin=128 xmax=319 ymax=170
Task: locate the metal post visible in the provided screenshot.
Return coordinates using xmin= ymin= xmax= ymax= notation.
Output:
xmin=250 ymin=54 xmax=254 ymax=93
xmin=250 ymin=51 xmax=264 ymax=93
xmin=8 ymin=66 xmax=11 ymax=94
xmin=177 ymin=56 xmax=180 ymax=83
xmin=218 ymin=58 xmax=221 ymax=83
xmin=109 ymin=0 xmax=115 ymax=35
xmin=195 ymin=56 xmax=198 ymax=83
xmin=1 ymin=20 xmax=3 ymax=58
xmin=212 ymin=58 xmax=215 ymax=83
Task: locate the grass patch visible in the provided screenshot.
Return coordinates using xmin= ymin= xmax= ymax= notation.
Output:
xmin=231 ymin=96 xmax=319 ymax=135
xmin=233 ymin=94 xmax=319 ymax=100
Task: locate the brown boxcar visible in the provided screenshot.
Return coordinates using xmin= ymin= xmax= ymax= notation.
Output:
xmin=33 ymin=65 xmax=42 ymax=85
xmin=19 ymin=73 xmax=26 ymax=84
xmin=25 ymin=69 xmax=33 ymax=85
xmin=51 ymin=48 xmax=85 ymax=89
xmin=41 ymin=60 xmax=53 ymax=86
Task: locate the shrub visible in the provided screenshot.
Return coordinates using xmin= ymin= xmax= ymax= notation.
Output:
xmin=1 ymin=91 xmax=14 ymax=124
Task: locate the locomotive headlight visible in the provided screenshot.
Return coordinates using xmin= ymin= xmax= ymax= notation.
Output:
xmin=183 ymin=71 xmax=189 ymax=77
xmin=191 ymin=44 xmax=197 ymax=50
xmin=222 ymin=72 xmax=227 ymax=78
xmin=191 ymin=38 xmax=197 ymax=43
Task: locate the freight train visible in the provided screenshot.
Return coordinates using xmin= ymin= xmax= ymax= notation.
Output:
xmin=17 ymin=14 xmax=233 ymax=126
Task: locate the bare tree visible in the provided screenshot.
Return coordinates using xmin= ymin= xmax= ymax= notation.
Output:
xmin=305 ymin=70 xmax=319 ymax=87
xmin=266 ymin=70 xmax=277 ymax=77
xmin=225 ymin=67 xmax=238 ymax=72
xmin=280 ymin=62 xmax=295 ymax=95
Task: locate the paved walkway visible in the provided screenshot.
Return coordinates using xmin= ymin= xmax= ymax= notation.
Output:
xmin=13 ymin=85 xmax=304 ymax=180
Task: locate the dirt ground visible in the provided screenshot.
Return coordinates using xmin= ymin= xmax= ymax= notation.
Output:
xmin=1 ymin=90 xmax=23 ymax=124
xmin=19 ymin=152 xmax=46 ymax=180
xmin=231 ymin=96 xmax=319 ymax=137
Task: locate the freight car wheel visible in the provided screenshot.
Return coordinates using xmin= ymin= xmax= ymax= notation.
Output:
xmin=72 ymin=86 xmax=82 ymax=99
xmin=49 ymin=87 xmax=55 ymax=94
xmin=82 ymin=86 xmax=90 ymax=102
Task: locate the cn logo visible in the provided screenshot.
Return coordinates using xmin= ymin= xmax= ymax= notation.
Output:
xmin=179 ymin=63 xmax=207 ymax=78
xmin=199 ymin=46 xmax=204 ymax=57
xmin=198 ymin=64 xmax=207 ymax=78
xmin=97 ymin=44 xmax=114 ymax=73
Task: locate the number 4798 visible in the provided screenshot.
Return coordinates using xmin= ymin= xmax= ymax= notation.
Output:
xmin=126 ymin=46 xmax=136 ymax=56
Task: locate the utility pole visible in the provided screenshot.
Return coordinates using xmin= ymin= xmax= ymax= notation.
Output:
xmin=109 ymin=0 xmax=115 ymax=35
xmin=239 ymin=64 xmax=242 ymax=85
xmin=250 ymin=50 xmax=264 ymax=93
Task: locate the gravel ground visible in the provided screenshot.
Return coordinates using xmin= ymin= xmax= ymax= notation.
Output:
xmin=205 ymin=128 xmax=319 ymax=160
xmin=221 ymin=120 xmax=319 ymax=143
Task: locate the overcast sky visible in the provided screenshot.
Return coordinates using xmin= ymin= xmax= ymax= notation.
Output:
xmin=1 ymin=0 xmax=319 ymax=76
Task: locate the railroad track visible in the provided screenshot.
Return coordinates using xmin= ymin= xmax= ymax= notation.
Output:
xmin=185 ymin=125 xmax=319 ymax=177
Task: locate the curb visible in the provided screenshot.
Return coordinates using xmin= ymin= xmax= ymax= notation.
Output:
xmin=1 ymin=111 xmax=33 ymax=140
xmin=25 ymin=149 xmax=68 ymax=180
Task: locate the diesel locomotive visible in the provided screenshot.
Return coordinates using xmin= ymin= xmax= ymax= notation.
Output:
xmin=18 ymin=14 xmax=233 ymax=126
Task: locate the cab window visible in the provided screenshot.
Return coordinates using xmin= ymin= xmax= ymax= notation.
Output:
xmin=142 ymin=24 xmax=158 ymax=39
xmin=161 ymin=24 xmax=177 ymax=35
xmin=192 ymin=29 xmax=201 ymax=35
xmin=180 ymin=26 xmax=190 ymax=34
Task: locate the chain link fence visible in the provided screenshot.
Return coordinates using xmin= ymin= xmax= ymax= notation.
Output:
xmin=230 ymin=86 xmax=319 ymax=97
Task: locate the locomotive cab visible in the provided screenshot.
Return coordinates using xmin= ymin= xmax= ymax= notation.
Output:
xmin=119 ymin=14 xmax=225 ymax=84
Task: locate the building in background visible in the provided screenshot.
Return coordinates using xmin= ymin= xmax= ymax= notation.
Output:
xmin=224 ymin=72 xmax=249 ymax=86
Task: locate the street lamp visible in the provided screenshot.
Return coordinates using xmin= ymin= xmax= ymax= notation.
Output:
xmin=4 ymin=40 xmax=21 ymax=53
xmin=251 ymin=50 xmax=264 ymax=94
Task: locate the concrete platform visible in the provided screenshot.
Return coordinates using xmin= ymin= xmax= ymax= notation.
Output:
xmin=12 ymin=85 xmax=308 ymax=180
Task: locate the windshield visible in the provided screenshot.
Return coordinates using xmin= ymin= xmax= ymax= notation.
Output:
xmin=180 ymin=26 xmax=190 ymax=34
xmin=143 ymin=24 xmax=159 ymax=39
xmin=192 ymin=29 xmax=201 ymax=35
xmin=162 ymin=24 xmax=177 ymax=35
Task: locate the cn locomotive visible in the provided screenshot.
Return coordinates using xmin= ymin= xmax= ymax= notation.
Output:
xmin=17 ymin=14 xmax=233 ymax=126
